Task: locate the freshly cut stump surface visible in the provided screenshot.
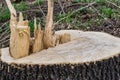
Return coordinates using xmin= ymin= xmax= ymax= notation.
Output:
xmin=0 ymin=30 xmax=120 ymax=80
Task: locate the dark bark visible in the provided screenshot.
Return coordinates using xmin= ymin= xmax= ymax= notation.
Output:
xmin=0 ymin=54 xmax=120 ymax=80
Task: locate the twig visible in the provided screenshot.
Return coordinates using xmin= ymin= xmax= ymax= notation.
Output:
xmin=54 ymin=2 xmax=96 ymax=26
xmin=0 ymin=38 xmax=10 ymax=44
xmin=37 ymin=0 xmax=45 ymax=17
xmin=0 ymin=21 xmax=9 ymax=37
xmin=5 ymin=0 xmax=17 ymax=16
xmin=58 ymin=0 xmax=65 ymax=14
xmin=66 ymin=2 xmax=93 ymax=8
xmin=91 ymin=6 xmax=115 ymax=27
xmin=0 ymin=35 xmax=10 ymax=42
xmin=17 ymin=9 xmax=42 ymax=13
xmin=0 ymin=29 xmax=10 ymax=39
xmin=0 ymin=34 xmax=10 ymax=42
xmin=106 ymin=0 xmax=120 ymax=9
xmin=1 ymin=21 xmax=9 ymax=29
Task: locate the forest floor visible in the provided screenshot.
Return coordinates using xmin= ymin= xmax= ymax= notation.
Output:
xmin=0 ymin=0 xmax=120 ymax=48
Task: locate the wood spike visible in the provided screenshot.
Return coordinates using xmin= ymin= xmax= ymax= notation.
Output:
xmin=34 ymin=17 xmax=37 ymax=30
xmin=60 ymin=33 xmax=71 ymax=44
xmin=33 ymin=23 xmax=43 ymax=53
xmin=38 ymin=22 xmax=41 ymax=30
xmin=45 ymin=0 xmax=53 ymax=28
xmin=10 ymin=13 xmax=17 ymax=29
xmin=34 ymin=17 xmax=37 ymax=38
xmin=5 ymin=0 xmax=31 ymax=58
xmin=5 ymin=0 xmax=17 ymax=30
xmin=18 ymin=12 xmax=24 ymax=26
xmin=9 ymin=14 xmax=18 ymax=58
xmin=43 ymin=0 xmax=54 ymax=49
xmin=5 ymin=0 xmax=17 ymax=16
xmin=19 ymin=12 xmax=23 ymax=22
xmin=7 ymin=2 xmax=30 ymax=58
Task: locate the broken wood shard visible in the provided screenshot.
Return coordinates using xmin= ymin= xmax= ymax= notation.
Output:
xmin=43 ymin=0 xmax=54 ymax=49
xmin=5 ymin=0 xmax=17 ymax=17
xmin=43 ymin=0 xmax=71 ymax=49
xmin=33 ymin=18 xmax=43 ymax=53
xmin=15 ymin=25 xmax=30 ymax=58
xmin=17 ymin=12 xmax=24 ymax=26
xmin=60 ymin=33 xmax=71 ymax=44
xmin=10 ymin=13 xmax=30 ymax=59
xmin=9 ymin=14 xmax=18 ymax=58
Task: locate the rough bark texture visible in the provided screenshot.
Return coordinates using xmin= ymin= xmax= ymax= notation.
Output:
xmin=0 ymin=54 xmax=120 ymax=80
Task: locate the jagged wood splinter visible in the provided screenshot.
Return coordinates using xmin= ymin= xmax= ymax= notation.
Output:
xmin=33 ymin=18 xmax=43 ymax=53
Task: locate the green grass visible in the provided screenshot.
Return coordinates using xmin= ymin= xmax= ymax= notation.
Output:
xmin=1 ymin=0 xmax=120 ymax=30
xmin=0 ymin=6 xmax=2 ymax=11
xmin=0 ymin=22 xmax=10 ymax=34
xmin=33 ymin=0 xmax=44 ymax=5
xmin=29 ymin=20 xmax=34 ymax=33
xmin=0 ymin=8 xmax=10 ymax=21
xmin=0 ymin=1 xmax=29 ymax=21
xmin=14 ymin=1 xmax=29 ymax=11
xmin=54 ymin=0 xmax=120 ymax=29
xmin=29 ymin=18 xmax=43 ymax=33
xmin=101 ymin=8 xmax=113 ymax=18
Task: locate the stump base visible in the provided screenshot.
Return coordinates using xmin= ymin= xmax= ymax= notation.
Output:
xmin=0 ymin=30 xmax=120 ymax=80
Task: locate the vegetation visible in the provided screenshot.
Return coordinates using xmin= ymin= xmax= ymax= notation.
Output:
xmin=0 ymin=0 xmax=120 ymax=31
xmin=0 ymin=1 xmax=29 ymax=21
xmin=29 ymin=18 xmax=43 ymax=33
xmin=0 ymin=0 xmax=120 ymax=36
xmin=54 ymin=0 xmax=120 ymax=30
xmin=33 ymin=0 xmax=44 ymax=5
xmin=0 ymin=7 xmax=10 ymax=21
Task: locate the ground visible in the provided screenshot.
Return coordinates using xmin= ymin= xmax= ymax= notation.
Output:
xmin=0 ymin=0 xmax=120 ymax=48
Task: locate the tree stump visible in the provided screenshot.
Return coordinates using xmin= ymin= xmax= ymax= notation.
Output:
xmin=0 ymin=30 xmax=120 ymax=80
xmin=3 ymin=0 xmax=120 ymax=79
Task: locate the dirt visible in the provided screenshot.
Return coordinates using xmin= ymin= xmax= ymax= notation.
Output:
xmin=87 ymin=19 xmax=120 ymax=37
